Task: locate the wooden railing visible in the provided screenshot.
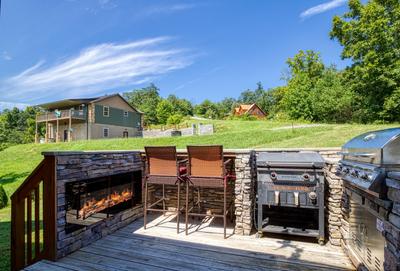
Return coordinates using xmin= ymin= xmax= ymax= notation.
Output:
xmin=11 ymin=156 xmax=57 ymax=271
xmin=36 ymin=109 xmax=86 ymax=122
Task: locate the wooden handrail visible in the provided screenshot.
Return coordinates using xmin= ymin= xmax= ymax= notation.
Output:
xmin=11 ymin=156 xmax=57 ymax=271
xmin=36 ymin=109 xmax=86 ymax=122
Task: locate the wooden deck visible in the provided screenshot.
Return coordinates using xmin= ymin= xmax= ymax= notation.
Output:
xmin=25 ymin=214 xmax=354 ymax=271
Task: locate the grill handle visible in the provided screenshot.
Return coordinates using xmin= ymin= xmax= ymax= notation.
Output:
xmin=337 ymin=152 xmax=376 ymax=158
xmin=262 ymin=162 xmax=321 ymax=168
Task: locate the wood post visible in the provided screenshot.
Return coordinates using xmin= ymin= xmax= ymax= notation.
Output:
xmin=56 ymin=117 xmax=59 ymax=143
xmin=68 ymin=110 xmax=72 ymax=142
xmin=45 ymin=113 xmax=48 ymax=143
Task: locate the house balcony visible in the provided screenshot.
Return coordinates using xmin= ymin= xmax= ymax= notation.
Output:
xmin=36 ymin=109 xmax=87 ymax=123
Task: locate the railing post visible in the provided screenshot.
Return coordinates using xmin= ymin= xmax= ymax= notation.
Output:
xmin=42 ymin=156 xmax=57 ymax=261
xmin=56 ymin=117 xmax=59 ymax=143
xmin=68 ymin=110 xmax=72 ymax=142
xmin=45 ymin=113 xmax=48 ymax=143
xmin=11 ymin=196 xmax=25 ymax=271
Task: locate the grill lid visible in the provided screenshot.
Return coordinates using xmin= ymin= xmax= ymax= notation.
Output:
xmin=341 ymin=127 xmax=400 ymax=166
xmin=257 ymin=152 xmax=325 ymax=168
xmin=343 ymin=128 xmax=400 ymax=149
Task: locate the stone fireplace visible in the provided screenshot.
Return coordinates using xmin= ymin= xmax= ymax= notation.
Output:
xmin=43 ymin=151 xmax=144 ymax=259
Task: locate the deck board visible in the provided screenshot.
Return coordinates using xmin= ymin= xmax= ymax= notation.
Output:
xmin=25 ymin=214 xmax=355 ymax=271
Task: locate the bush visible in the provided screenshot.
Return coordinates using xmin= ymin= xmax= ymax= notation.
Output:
xmin=230 ymin=113 xmax=257 ymax=121
xmin=0 ymin=185 xmax=8 ymax=209
xmin=167 ymin=114 xmax=183 ymax=126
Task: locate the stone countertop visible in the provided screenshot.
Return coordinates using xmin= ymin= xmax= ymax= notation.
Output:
xmin=43 ymin=147 xmax=341 ymax=156
xmin=42 ymin=150 xmax=142 ymax=156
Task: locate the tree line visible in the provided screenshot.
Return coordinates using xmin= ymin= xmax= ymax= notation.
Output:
xmin=0 ymin=0 xmax=399 ymax=150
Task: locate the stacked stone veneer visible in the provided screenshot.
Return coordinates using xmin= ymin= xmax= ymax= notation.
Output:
xmin=234 ymin=151 xmax=256 ymax=235
xmin=323 ymin=154 xmax=344 ymax=246
xmin=46 ymin=151 xmax=144 ymax=259
xmin=384 ymin=172 xmax=400 ymax=271
xmin=150 ymin=185 xmax=234 ymax=214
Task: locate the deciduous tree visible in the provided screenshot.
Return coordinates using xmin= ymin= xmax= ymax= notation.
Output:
xmin=330 ymin=0 xmax=400 ymax=121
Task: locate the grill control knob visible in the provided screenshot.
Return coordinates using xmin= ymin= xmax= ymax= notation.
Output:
xmin=302 ymin=173 xmax=310 ymax=181
xmin=309 ymin=192 xmax=317 ymax=200
xmin=309 ymin=192 xmax=317 ymax=205
xmin=270 ymin=172 xmax=277 ymax=180
xmin=342 ymin=167 xmax=349 ymax=174
xmin=351 ymin=170 xmax=358 ymax=177
xmin=360 ymin=173 xmax=369 ymax=180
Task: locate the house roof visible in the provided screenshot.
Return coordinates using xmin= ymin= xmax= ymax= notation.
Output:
xmin=239 ymin=104 xmax=253 ymax=111
xmin=37 ymin=93 xmax=143 ymax=113
xmin=234 ymin=103 xmax=267 ymax=116
xmin=37 ymin=98 xmax=98 ymax=110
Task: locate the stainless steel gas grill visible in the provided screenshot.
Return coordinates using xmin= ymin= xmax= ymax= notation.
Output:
xmin=256 ymin=152 xmax=325 ymax=244
xmin=337 ymin=128 xmax=400 ymax=271
xmin=338 ymin=128 xmax=400 ymax=199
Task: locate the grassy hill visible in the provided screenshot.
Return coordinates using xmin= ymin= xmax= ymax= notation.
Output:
xmin=0 ymin=119 xmax=398 ymax=270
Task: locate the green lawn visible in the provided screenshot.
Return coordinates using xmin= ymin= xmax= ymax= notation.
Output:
xmin=0 ymin=119 xmax=398 ymax=270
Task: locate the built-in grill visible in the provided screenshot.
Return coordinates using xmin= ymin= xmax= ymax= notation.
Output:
xmin=256 ymin=152 xmax=325 ymax=244
xmin=338 ymin=128 xmax=400 ymax=199
xmin=337 ymin=128 xmax=400 ymax=271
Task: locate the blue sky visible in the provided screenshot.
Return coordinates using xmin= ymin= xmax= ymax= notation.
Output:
xmin=0 ymin=0 xmax=353 ymax=110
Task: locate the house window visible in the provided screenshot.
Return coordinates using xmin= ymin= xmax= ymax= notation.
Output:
xmin=103 ymin=128 xmax=109 ymax=138
xmin=78 ymin=105 xmax=84 ymax=111
xmin=124 ymin=111 xmax=129 ymax=117
xmin=103 ymin=106 xmax=109 ymax=117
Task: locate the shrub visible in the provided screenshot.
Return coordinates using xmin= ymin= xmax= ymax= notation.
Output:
xmin=167 ymin=114 xmax=183 ymax=126
xmin=0 ymin=185 xmax=8 ymax=209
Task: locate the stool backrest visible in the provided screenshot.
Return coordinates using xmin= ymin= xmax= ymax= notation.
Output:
xmin=187 ymin=145 xmax=224 ymax=178
xmin=145 ymin=146 xmax=178 ymax=176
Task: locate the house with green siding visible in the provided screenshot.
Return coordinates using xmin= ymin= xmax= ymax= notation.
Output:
xmin=35 ymin=94 xmax=143 ymax=142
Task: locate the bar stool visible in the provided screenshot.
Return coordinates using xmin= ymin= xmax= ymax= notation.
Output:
xmin=144 ymin=146 xmax=186 ymax=233
xmin=185 ymin=145 xmax=235 ymax=239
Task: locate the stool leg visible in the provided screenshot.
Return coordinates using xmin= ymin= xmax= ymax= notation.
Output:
xmin=177 ymin=181 xmax=180 ymax=234
xmin=224 ymin=183 xmax=227 ymax=239
xmin=185 ymin=181 xmax=189 ymax=235
xmin=144 ymin=181 xmax=148 ymax=230
xmin=162 ymin=184 xmax=166 ymax=215
xmin=197 ymin=188 xmax=201 ymax=212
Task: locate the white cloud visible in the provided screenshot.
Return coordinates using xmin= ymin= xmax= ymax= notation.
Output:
xmin=0 ymin=101 xmax=30 ymax=111
xmin=300 ymin=0 xmax=347 ymax=19
xmin=143 ymin=3 xmax=197 ymax=16
xmin=2 ymin=51 xmax=12 ymax=61
xmin=98 ymin=0 xmax=117 ymax=10
xmin=0 ymin=37 xmax=194 ymax=104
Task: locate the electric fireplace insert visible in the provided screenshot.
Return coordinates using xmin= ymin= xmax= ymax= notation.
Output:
xmin=65 ymin=171 xmax=142 ymax=233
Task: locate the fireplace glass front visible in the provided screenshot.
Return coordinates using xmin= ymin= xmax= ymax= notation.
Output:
xmin=65 ymin=171 xmax=141 ymax=233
